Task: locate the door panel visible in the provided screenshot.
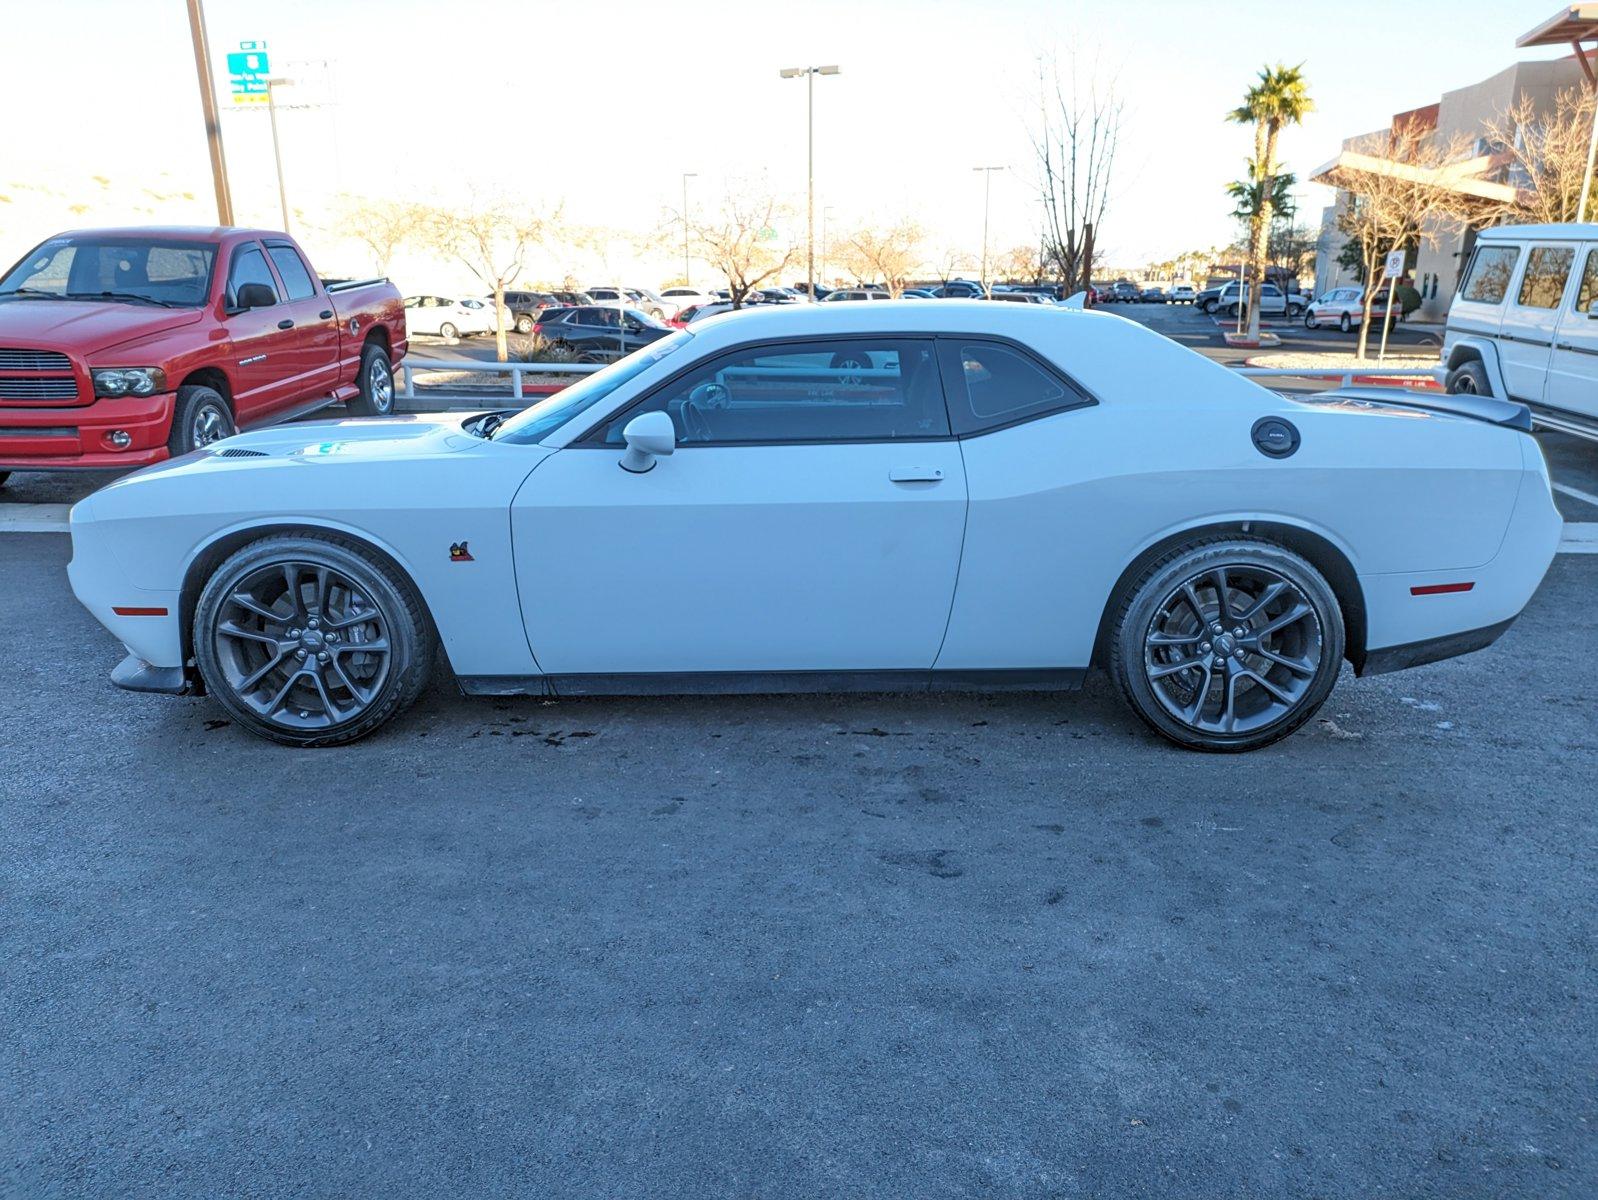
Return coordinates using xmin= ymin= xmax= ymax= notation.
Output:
xmin=264 ymin=242 xmax=339 ymax=403
xmin=221 ymin=242 xmax=299 ymax=424
xmin=510 ymin=442 xmax=968 ymax=674
xmin=1546 ymin=243 xmax=1598 ymax=419
xmin=1496 ymin=244 xmax=1569 ymax=402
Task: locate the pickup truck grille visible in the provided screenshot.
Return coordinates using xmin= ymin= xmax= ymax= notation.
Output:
xmin=0 ymin=377 xmax=79 ymax=400
xmin=0 ymin=348 xmax=72 ymax=371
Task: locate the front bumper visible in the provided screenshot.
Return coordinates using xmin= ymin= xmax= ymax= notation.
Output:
xmin=0 ymin=392 xmax=174 ymax=469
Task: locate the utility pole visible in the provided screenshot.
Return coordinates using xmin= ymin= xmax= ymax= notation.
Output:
xmin=974 ymin=165 xmax=1004 ymax=294
xmin=821 ymin=204 xmax=834 ymax=296
xmin=681 ymin=172 xmax=697 ymax=288
xmin=266 ymin=78 xmax=293 ymax=232
xmin=184 ymin=0 xmax=234 ymax=225
xmin=780 ymin=65 xmax=841 ymax=302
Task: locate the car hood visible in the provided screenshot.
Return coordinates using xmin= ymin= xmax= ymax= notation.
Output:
xmin=0 ymin=299 xmax=205 ymax=354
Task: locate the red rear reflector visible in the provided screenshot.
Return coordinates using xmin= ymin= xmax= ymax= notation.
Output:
xmin=1410 ymin=582 xmax=1474 ymax=596
xmin=112 ymin=606 xmax=168 ymax=616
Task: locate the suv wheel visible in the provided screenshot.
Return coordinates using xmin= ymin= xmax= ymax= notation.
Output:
xmin=1109 ymin=539 xmax=1345 ymax=752
xmin=1201 ymin=299 xmax=1218 ymax=314
xmin=1446 ymin=360 xmax=1492 ymax=396
xmin=514 ymin=314 xmax=534 ymax=335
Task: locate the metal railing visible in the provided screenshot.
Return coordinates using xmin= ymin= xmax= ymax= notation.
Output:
xmin=398 ymin=356 xmax=600 ymax=402
xmin=396 ymin=356 xmax=1447 ymax=405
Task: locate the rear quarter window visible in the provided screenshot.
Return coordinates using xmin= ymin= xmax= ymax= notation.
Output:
xmin=1458 ymin=245 xmax=1519 ymax=304
xmin=935 ymin=339 xmax=1091 ymax=436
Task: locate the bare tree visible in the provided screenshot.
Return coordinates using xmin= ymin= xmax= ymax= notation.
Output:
xmin=1482 ymin=86 xmax=1596 ymax=224
xmin=1031 ymin=51 xmax=1122 ymax=295
xmin=335 ymin=195 xmax=424 ymax=276
xmin=933 ymin=248 xmax=976 ymax=285
xmin=993 ymin=243 xmax=1046 ymax=285
xmin=688 ymin=190 xmax=796 ymax=308
xmin=419 ymin=197 xmax=554 ymax=361
xmin=1334 ymin=125 xmax=1475 ymax=358
xmin=838 ymin=220 xmax=926 ymax=296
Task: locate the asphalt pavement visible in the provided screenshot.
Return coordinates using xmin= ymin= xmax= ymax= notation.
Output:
xmin=2 ymin=302 xmax=1595 ymax=1198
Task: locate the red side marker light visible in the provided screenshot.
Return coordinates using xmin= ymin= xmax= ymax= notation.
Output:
xmin=112 ymin=606 xmax=169 ymax=616
xmin=1410 ymin=582 xmax=1474 ymax=596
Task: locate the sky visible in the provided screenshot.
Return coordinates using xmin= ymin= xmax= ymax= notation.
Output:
xmin=0 ymin=0 xmax=1569 ymax=287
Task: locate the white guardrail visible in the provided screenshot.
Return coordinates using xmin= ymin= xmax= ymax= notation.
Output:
xmin=398 ymin=356 xmax=1446 ymax=404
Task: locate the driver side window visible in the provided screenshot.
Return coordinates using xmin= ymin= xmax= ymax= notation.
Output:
xmin=599 ymin=338 xmax=949 ymax=445
xmin=227 ymin=244 xmax=279 ymax=306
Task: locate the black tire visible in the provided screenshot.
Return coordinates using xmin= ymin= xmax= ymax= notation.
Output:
xmin=0 ymin=471 xmax=10 ymax=490
xmin=1108 ymin=538 xmax=1345 ymax=753
xmin=1338 ymin=313 xmax=1352 ymax=333
xmin=1304 ymin=310 xmax=1319 ymax=329
xmin=1446 ymin=359 xmax=1492 ymax=396
xmin=1201 ymin=299 xmax=1218 ymax=314
xmin=167 ymin=385 xmax=235 ymax=457
xmin=514 ymin=314 xmax=534 ymax=335
xmin=1287 ymin=304 xmax=1303 ymax=319
xmin=348 ymin=342 xmax=395 ymax=416
xmin=193 ymin=532 xmax=435 ymax=747
xmin=439 ymin=321 xmax=459 ymax=341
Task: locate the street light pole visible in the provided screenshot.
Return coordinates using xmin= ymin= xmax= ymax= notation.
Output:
xmin=973 ymin=165 xmax=1004 ymax=294
xmin=821 ymin=205 xmax=835 ymax=294
xmin=183 ymin=0 xmax=234 ymax=225
xmin=681 ymin=172 xmax=697 ymax=289
xmin=780 ymin=65 xmax=840 ymax=301
xmin=266 ymin=78 xmax=293 ymax=232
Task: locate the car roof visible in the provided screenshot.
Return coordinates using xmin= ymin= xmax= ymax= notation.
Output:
xmin=688 ymin=298 xmax=1099 ymax=349
xmin=1479 ymin=223 xmax=1598 ymax=241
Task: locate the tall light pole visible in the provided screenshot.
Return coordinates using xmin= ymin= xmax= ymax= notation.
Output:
xmin=183 ymin=0 xmax=234 ymax=224
xmin=266 ymin=78 xmax=294 ymax=232
xmin=821 ymin=204 xmax=835 ymax=296
xmin=681 ymin=172 xmax=697 ymax=288
xmin=780 ymin=64 xmax=840 ymax=301
xmin=973 ymin=165 xmax=1004 ymax=294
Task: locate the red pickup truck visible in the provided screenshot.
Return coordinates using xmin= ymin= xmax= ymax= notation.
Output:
xmin=0 ymin=226 xmax=407 ymax=485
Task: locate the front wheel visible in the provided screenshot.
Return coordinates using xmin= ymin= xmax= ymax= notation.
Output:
xmin=1109 ymin=539 xmax=1345 ymax=752
xmin=1201 ymin=300 xmax=1218 ymax=314
xmin=1338 ymin=313 xmax=1352 ymax=333
xmin=348 ymin=343 xmax=395 ymax=416
xmin=1304 ymin=311 xmax=1319 ymax=329
xmin=514 ymin=314 xmax=534 ymax=335
xmin=438 ymin=321 xmax=459 ymax=341
xmin=168 ymin=385 xmax=235 ymax=457
xmin=193 ymin=533 xmax=435 ymax=747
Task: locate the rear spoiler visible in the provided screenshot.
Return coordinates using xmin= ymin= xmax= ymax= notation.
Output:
xmin=1319 ymin=386 xmax=1533 ymax=433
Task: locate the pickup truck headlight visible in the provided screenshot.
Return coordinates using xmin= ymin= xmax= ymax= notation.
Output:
xmin=92 ymin=367 xmax=167 ymax=398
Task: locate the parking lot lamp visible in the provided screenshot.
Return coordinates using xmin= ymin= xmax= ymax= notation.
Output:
xmin=681 ymin=172 xmax=697 ymax=289
xmin=780 ymin=65 xmax=841 ymax=302
xmin=974 ymin=165 xmax=1004 ymax=294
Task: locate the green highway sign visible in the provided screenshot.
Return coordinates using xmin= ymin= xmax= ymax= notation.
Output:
xmin=227 ymin=41 xmax=270 ymax=106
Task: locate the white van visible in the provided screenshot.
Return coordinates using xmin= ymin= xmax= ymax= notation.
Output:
xmin=1444 ymin=223 xmax=1598 ymax=434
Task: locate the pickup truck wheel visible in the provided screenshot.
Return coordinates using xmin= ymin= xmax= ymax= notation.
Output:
xmin=514 ymin=314 xmax=534 ymax=334
xmin=168 ymin=386 xmax=235 ymax=456
xmin=349 ymin=343 xmax=395 ymax=416
xmin=194 ymin=533 xmax=434 ymax=747
xmin=1446 ymin=360 xmax=1492 ymax=396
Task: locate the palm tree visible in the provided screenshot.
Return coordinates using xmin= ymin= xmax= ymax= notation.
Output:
xmin=1227 ymin=64 xmax=1312 ymax=340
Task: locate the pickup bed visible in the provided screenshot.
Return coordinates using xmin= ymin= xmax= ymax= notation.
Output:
xmin=0 ymin=226 xmax=407 ymax=480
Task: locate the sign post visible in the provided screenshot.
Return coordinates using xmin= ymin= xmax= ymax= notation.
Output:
xmin=1378 ymin=247 xmax=1404 ymax=364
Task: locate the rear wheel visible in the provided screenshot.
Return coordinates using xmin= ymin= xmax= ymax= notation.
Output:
xmin=514 ymin=314 xmax=534 ymax=335
xmin=1109 ymin=539 xmax=1345 ymax=753
xmin=1446 ymin=359 xmax=1492 ymax=396
xmin=193 ymin=533 xmax=434 ymax=747
xmin=167 ymin=385 xmax=235 ymax=457
xmin=348 ymin=342 xmax=395 ymax=416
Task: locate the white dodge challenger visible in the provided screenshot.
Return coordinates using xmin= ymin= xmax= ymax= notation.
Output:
xmin=68 ymin=302 xmax=1561 ymax=752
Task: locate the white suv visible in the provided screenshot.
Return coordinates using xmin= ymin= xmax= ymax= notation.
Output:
xmin=1444 ymin=223 xmax=1598 ymax=431
xmin=1212 ymin=282 xmax=1303 ymax=319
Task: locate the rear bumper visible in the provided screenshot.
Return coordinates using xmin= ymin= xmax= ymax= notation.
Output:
xmin=0 ymin=393 xmax=174 ymax=469
xmin=1359 ymin=617 xmax=1515 ymax=676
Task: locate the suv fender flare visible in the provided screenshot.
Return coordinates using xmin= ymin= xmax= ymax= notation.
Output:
xmin=1445 ymin=336 xmax=1510 ymax=399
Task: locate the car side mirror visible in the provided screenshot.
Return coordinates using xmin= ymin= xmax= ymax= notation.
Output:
xmin=619 ymin=410 xmax=676 ymax=473
xmin=231 ymin=282 xmax=276 ymax=312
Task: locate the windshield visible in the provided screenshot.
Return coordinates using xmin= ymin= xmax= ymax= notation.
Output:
xmin=494 ymin=329 xmax=694 ymax=445
xmin=0 ymin=235 xmax=216 ymax=307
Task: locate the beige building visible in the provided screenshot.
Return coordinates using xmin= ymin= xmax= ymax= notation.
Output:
xmin=1311 ymin=55 xmax=1585 ymax=318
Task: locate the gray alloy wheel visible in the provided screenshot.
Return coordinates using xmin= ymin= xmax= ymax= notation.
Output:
xmin=193 ymin=534 xmax=433 ymax=747
xmin=168 ymin=385 xmax=235 ymax=457
xmin=349 ymin=343 xmax=394 ymax=416
xmin=1110 ymin=539 xmax=1344 ymax=752
xmin=1446 ymin=360 xmax=1491 ymax=396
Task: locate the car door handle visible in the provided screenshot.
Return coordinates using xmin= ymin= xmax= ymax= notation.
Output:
xmin=889 ymin=466 xmax=945 ymax=483
xmin=319 ymin=309 xmax=333 ymax=320
xmin=277 ymin=319 xmax=295 ymax=330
